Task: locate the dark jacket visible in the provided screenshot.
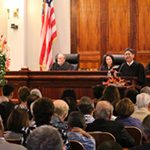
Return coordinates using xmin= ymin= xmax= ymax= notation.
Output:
xmin=86 ymin=118 xmax=135 ymax=148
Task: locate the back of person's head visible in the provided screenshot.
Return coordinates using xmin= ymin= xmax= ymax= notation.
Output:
xmin=27 ymin=94 xmax=40 ymax=120
xmin=26 ymin=125 xmax=63 ymax=150
xmin=18 ymin=86 xmax=30 ymax=102
xmin=115 ymin=98 xmax=134 ymax=117
xmin=142 ymin=115 xmax=150 ymax=142
xmin=30 ymin=88 xmax=42 ymax=98
xmin=98 ymin=141 xmax=123 ymax=150
xmin=78 ymin=96 xmax=94 ymax=115
xmin=93 ymin=85 xmax=105 ymax=99
xmin=0 ymin=101 xmax=14 ymax=130
xmin=136 ymin=93 xmax=150 ymax=109
xmin=2 ymin=83 xmax=14 ymax=97
xmin=53 ymin=99 xmax=69 ymax=119
xmin=7 ymin=108 xmax=29 ymax=133
xmin=95 ymin=101 xmax=113 ymax=120
xmin=67 ymin=111 xmax=86 ymax=129
xmin=32 ymin=97 xmax=54 ymax=126
xmin=61 ymin=89 xmax=77 ymax=112
xmin=102 ymin=85 xmax=120 ymax=103
xmin=140 ymin=86 xmax=150 ymax=95
xmin=124 ymin=88 xmax=139 ymax=104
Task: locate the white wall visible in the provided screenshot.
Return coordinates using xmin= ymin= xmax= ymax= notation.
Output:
xmin=0 ymin=0 xmax=70 ymax=71
xmin=26 ymin=0 xmax=70 ymax=70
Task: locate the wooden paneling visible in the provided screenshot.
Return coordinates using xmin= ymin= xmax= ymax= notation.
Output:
xmin=4 ymin=71 xmax=150 ymax=99
xmin=71 ymin=0 xmax=150 ymax=68
xmin=108 ymin=0 xmax=130 ymax=52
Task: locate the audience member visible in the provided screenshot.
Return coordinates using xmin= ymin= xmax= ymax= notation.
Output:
xmin=17 ymin=86 xmax=30 ymax=110
xmin=132 ymin=93 xmax=150 ymax=121
xmin=61 ymin=89 xmax=78 ymax=113
xmin=67 ymin=111 xmax=96 ymax=150
xmin=0 ymin=83 xmax=15 ymax=103
xmin=50 ymin=53 xmax=72 ymax=70
xmin=0 ymin=116 xmax=26 ymax=150
xmin=140 ymin=86 xmax=150 ymax=95
xmin=119 ymin=48 xmax=146 ymax=87
xmin=78 ymin=96 xmax=95 ymax=124
xmin=26 ymin=94 xmax=39 ymax=120
xmin=115 ymin=98 xmax=142 ymax=129
xmin=26 ymin=125 xmax=64 ymax=150
xmin=100 ymin=54 xmax=115 ymax=71
xmin=130 ymin=115 xmax=150 ymax=150
xmin=124 ymin=88 xmax=139 ymax=104
xmin=92 ymin=84 xmax=105 ymax=101
xmin=30 ymin=88 xmax=42 ymax=98
xmin=86 ymin=101 xmax=135 ymax=148
xmin=4 ymin=108 xmax=29 ymax=145
xmin=100 ymin=85 xmax=120 ymax=103
xmin=50 ymin=99 xmax=69 ymax=149
xmin=0 ymin=101 xmax=14 ymax=130
xmin=32 ymin=97 xmax=54 ymax=127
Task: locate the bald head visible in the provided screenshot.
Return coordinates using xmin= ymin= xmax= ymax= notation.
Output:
xmin=53 ymin=99 xmax=69 ymax=119
xmin=96 ymin=101 xmax=113 ymax=120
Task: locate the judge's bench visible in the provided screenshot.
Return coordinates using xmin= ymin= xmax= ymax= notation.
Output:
xmin=2 ymin=69 xmax=150 ymax=100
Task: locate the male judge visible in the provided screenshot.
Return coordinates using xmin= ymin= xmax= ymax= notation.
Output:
xmin=119 ymin=48 xmax=146 ymax=87
xmin=50 ymin=53 xmax=72 ymax=70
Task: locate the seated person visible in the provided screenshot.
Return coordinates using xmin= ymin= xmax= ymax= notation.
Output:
xmin=50 ymin=53 xmax=72 ymax=70
xmin=145 ymin=62 xmax=150 ymax=73
xmin=119 ymin=48 xmax=146 ymax=87
xmin=100 ymin=54 xmax=115 ymax=71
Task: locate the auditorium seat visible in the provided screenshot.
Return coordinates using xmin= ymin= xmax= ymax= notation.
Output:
xmin=65 ymin=53 xmax=79 ymax=70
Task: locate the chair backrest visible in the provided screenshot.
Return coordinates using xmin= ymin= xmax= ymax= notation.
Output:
xmin=125 ymin=126 xmax=143 ymax=145
xmin=69 ymin=140 xmax=84 ymax=150
xmin=102 ymin=54 xmax=125 ymax=70
xmin=88 ymin=131 xmax=116 ymax=149
xmin=65 ymin=53 xmax=79 ymax=70
xmin=112 ymin=54 xmax=125 ymax=66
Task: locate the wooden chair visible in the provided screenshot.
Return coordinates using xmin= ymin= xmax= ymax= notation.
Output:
xmin=69 ymin=140 xmax=84 ymax=150
xmin=125 ymin=126 xmax=143 ymax=145
xmin=88 ymin=131 xmax=116 ymax=149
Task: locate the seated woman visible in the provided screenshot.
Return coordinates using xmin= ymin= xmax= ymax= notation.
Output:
xmin=115 ymin=98 xmax=142 ymax=129
xmin=100 ymin=54 xmax=115 ymax=71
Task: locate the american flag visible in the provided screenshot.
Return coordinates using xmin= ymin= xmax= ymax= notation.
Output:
xmin=39 ymin=0 xmax=57 ymax=71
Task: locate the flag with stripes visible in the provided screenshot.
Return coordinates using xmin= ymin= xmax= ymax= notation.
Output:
xmin=39 ymin=0 xmax=57 ymax=71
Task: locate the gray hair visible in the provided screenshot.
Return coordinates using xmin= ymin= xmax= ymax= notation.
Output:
xmin=26 ymin=125 xmax=63 ymax=150
xmin=140 ymin=86 xmax=150 ymax=95
xmin=96 ymin=101 xmax=113 ymax=120
xmin=30 ymin=88 xmax=42 ymax=98
xmin=53 ymin=99 xmax=69 ymax=117
xmin=136 ymin=93 xmax=150 ymax=108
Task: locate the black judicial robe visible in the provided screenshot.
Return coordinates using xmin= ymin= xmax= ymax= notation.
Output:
xmin=50 ymin=62 xmax=72 ymax=70
xmin=119 ymin=61 xmax=146 ymax=86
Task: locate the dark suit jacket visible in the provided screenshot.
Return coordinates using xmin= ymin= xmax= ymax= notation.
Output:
xmin=50 ymin=62 xmax=72 ymax=70
xmin=86 ymin=118 xmax=135 ymax=148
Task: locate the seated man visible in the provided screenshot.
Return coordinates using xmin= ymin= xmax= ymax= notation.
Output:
xmin=119 ymin=48 xmax=146 ymax=87
xmin=50 ymin=53 xmax=72 ymax=70
xmin=86 ymin=100 xmax=135 ymax=148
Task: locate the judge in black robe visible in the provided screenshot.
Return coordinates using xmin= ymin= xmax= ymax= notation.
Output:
xmin=50 ymin=53 xmax=72 ymax=70
xmin=119 ymin=48 xmax=146 ymax=87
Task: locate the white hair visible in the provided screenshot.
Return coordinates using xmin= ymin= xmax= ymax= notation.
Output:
xmin=136 ymin=93 xmax=150 ymax=108
xmin=30 ymin=88 xmax=42 ymax=98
